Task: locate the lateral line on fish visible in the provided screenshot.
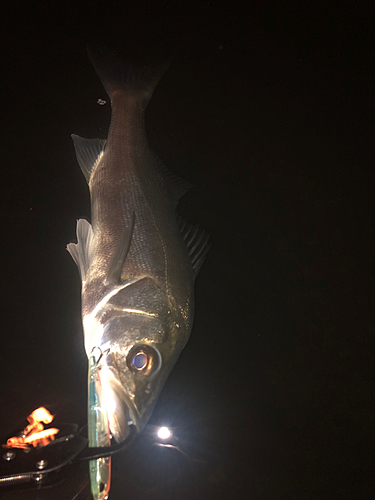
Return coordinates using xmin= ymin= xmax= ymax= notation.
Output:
xmin=83 ymin=277 xmax=146 ymax=354
xmin=129 ymin=160 xmax=170 ymax=299
xmin=109 ymin=307 xmax=157 ymax=318
xmin=87 ymin=277 xmax=143 ymax=323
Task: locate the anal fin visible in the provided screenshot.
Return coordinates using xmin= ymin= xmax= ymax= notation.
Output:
xmin=71 ymin=135 xmax=106 ymax=184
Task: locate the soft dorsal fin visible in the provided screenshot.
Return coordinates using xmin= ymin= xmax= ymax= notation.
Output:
xmin=178 ymin=216 xmax=211 ymax=280
xmin=163 ymin=168 xmax=193 ymax=206
xmin=152 ymin=152 xmax=193 ymax=206
xmin=71 ymin=134 xmax=106 ymax=183
xmin=66 ymin=218 xmax=95 ymax=281
xmin=106 ymin=212 xmax=135 ymax=285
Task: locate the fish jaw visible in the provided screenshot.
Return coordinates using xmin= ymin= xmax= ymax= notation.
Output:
xmin=98 ymin=362 xmax=132 ymax=442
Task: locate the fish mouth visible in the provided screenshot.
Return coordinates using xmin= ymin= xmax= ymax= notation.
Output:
xmin=99 ymin=364 xmax=138 ymax=443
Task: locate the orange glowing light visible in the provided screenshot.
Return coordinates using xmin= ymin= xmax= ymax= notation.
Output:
xmin=2 ymin=407 xmax=59 ymax=449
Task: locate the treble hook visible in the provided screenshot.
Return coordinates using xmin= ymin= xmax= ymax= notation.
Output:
xmin=90 ymin=346 xmax=111 ymax=365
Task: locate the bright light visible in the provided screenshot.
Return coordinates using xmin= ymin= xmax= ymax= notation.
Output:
xmin=157 ymin=426 xmax=171 ymax=440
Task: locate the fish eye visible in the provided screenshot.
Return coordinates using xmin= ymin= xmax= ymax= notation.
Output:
xmin=132 ymin=351 xmax=148 ymax=371
xmin=127 ymin=345 xmax=161 ymax=376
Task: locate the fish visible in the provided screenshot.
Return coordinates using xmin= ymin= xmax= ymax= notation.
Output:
xmin=67 ymin=47 xmax=210 ymax=444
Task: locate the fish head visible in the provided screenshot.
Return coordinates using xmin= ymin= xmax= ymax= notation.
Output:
xmin=90 ymin=281 xmax=190 ymax=443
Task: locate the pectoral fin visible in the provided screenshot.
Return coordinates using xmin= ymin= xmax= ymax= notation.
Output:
xmin=106 ymin=212 xmax=135 ymax=285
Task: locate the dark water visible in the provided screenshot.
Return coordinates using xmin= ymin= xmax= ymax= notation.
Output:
xmin=0 ymin=2 xmax=373 ymax=499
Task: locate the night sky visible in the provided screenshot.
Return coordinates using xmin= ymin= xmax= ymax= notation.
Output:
xmin=0 ymin=1 xmax=373 ymax=499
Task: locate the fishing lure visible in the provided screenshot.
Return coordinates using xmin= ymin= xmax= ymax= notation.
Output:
xmin=88 ymin=350 xmax=111 ymax=500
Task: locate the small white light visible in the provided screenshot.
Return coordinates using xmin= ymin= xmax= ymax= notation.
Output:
xmin=157 ymin=426 xmax=171 ymax=440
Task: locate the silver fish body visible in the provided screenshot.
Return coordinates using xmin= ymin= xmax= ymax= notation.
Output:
xmin=67 ymin=48 xmax=209 ymax=442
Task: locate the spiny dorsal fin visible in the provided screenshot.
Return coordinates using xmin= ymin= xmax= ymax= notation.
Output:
xmin=106 ymin=212 xmax=135 ymax=285
xmin=178 ymin=216 xmax=211 ymax=280
xmin=66 ymin=218 xmax=95 ymax=281
xmin=71 ymin=134 xmax=106 ymax=183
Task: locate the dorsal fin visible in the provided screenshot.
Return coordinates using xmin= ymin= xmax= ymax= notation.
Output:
xmin=178 ymin=216 xmax=211 ymax=279
xmin=162 ymin=167 xmax=193 ymax=205
xmin=66 ymin=218 xmax=95 ymax=281
xmin=152 ymin=152 xmax=193 ymax=205
xmin=106 ymin=212 xmax=135 ymax=285
xmin=71 ymin=134 xmax=106 ymax=183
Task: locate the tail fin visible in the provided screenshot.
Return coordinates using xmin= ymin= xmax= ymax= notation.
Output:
xmin=87 ymin=45 xmax=172 ymax=102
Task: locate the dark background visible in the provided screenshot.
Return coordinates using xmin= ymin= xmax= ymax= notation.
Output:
xmin=0 ymin=1 xmax=373 ymax=499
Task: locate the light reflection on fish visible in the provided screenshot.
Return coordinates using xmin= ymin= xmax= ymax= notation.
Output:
xmin=67 ymin=47 xmax=210 ymax=444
